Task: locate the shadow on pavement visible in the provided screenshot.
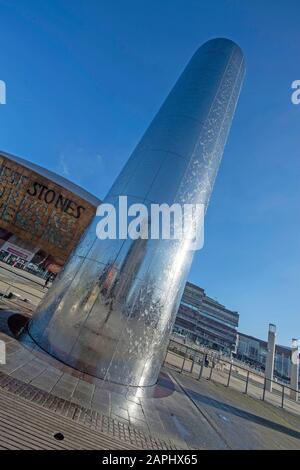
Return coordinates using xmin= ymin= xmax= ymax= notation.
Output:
xmin=187 ymin=388 xmax=300 ymax=441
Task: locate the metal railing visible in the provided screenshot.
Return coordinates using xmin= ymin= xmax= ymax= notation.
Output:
xmin=164 ymin=339 xmax=299 ymax=414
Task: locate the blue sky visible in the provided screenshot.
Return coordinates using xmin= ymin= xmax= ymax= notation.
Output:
xmin=0 ymin=0 xmax=299 ymax=346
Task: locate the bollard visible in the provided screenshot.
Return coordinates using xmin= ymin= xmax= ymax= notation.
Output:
xmin=180 ymin=356 xmax=186 ymax=373
xmin=226 ymin=363 xmax=233 ymax=387
xmin=281 ymin=385 xmax=285 ymax=408
xmin=245 ymin=370 xmax=250 ymax=395
xmin=190 ymin=357 xmax=194 ymax=374
xmin=262 ymin=378 xmax=267 ymax=401
xmin=198 ymin=356 xmax=205 ymax=381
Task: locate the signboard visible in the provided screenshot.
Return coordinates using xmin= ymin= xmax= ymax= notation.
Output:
xmin=0 ymin=155 xmax=97 ymax=264
xmin=1 ymin=240 xmax=37 ymax=261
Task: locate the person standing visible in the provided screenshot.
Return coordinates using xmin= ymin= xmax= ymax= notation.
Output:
xmin=44 ymin=272 xmax=52 ymax=288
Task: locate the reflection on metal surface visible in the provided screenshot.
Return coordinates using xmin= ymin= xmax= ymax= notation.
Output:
xmin=28 ymin=38 xmax=245 ymax=386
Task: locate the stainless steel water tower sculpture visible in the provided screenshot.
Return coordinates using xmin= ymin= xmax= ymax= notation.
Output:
xmin=28 ymin=38 xmax=245 ymax=386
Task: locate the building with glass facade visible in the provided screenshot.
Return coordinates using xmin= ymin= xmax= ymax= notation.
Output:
xmin=173 ymin=281 xmax=239 ymax=355
xmin=236 ymin=332 xmax=298 ymax=383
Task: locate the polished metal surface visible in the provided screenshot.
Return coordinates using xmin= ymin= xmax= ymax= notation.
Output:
xmin=28 ymin=38 xmax=245 ymax=386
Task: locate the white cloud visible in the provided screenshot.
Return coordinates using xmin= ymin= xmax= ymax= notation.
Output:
xmin=96 ymin=154 xmax=104 ymax=165
xmin=58 ymin=153 xmax=70 ymax=177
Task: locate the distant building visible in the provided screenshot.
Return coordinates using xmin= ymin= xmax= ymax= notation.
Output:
xmin=236 ymin=332 xmax=296 ymax=383
xmin=173 ymin=281 xmax=239 ymax=356
xmin=173 ymin=281 xmax=299 ymax=386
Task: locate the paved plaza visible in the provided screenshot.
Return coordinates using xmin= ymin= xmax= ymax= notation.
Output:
xmin=0 ymin=267 xmax=299 ymax=449
xmin=0 ymin=301 xmax=300 ymax=449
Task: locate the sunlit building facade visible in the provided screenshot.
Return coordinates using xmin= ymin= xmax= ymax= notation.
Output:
xmin=173 ymin=281 xmax=239 ymax=355
xmin=236 ymin=332 xmax=299 ymax=383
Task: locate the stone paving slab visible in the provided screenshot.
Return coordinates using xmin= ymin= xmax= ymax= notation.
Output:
xmin=31 ymin=367 xmax=64 ymax=392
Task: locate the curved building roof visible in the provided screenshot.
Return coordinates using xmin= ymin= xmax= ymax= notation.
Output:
xmin=0 ymin=150 xmax=101 ymax=207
